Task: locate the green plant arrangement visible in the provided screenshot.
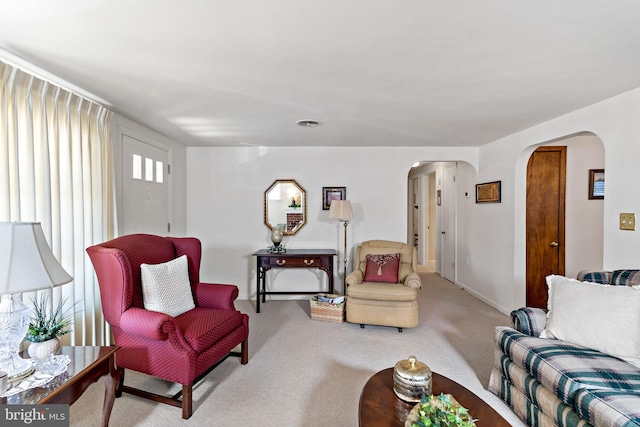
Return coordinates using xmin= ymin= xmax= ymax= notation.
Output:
xmin=409 ymin=393 xmax=477 ymax=427
xmin=25 ymin=294 xmax=74 ymax=343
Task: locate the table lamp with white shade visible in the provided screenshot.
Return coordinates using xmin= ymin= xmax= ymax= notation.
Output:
xmin=0 ymin=222 xmax=73 ymax=379
xmin=329 ymin=200 xmax=353 ymax=293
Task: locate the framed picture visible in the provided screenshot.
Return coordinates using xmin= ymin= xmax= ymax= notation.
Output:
xmin=476 ymin=181 xmax=501 ymax=204
xmin=322 ymin=187 xmax=346 ymax=210
xmin=588 ymin=169 xmax=604 ymax=200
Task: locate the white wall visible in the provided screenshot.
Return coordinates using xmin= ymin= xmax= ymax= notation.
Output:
xmin=185 ymin=87 xmax=639 ymax=314
xmin=459 ymin=87 xmax=640 ymax=313
xmin=454 ymin=135 xmax=605 ymax=313
xmin=111 ymin=114 xmax=187 ymax=235
xmin=187 ymin=147 xmax=477 ymax=301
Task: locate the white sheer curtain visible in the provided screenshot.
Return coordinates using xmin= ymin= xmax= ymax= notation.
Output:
xmin=0 ymin=61 xmax=116 ymax=346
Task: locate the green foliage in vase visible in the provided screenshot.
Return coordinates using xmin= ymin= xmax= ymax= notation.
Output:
xmin=412 ymin=393 xmax=477 ymax=427
xmin=25 ymin=294 xmax=75 ymax=343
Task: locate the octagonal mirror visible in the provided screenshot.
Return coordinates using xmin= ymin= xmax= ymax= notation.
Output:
xmin=264 ymin=179 xmax=307 ymax=235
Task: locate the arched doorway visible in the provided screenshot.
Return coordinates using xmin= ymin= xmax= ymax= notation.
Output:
xmin=408 ymin=161 xmax=476 ymax=282
xmin=525 ymin=133 xmax=605 ymax=307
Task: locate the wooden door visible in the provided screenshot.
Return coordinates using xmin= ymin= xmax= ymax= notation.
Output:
xmin=526 ymin=146 xmax=566 ymax=308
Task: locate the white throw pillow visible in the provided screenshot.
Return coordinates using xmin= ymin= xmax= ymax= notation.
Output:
xmin=140 ymin=255 xmax=195 ymax=317
xmin=541 ymin=275 xmax=640 ymax=367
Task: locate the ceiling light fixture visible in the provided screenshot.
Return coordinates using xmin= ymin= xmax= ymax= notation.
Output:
xmin=296 ymin=119 xmax=323 ymax=128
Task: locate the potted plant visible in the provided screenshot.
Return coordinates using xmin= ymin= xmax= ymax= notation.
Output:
xmin=25 ymin=294 xmax=74 ymax=360
xmin=406 ymin=393 xmax=477 ymax=427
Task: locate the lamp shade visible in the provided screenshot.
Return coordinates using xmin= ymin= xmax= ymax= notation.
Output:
xmin=0 ymin=222 xmax=73 ymax=294
xmin=329 ymin=200 xmax=353 ymax=221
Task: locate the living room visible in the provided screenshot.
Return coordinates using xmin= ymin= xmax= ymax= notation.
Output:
xmin=2 ymin=2 xmax=640 ymax=426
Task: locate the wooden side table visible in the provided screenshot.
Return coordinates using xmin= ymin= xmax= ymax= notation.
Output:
xmin=1 ymin=346 xmax=120 ymax=427
xmin=252 ymin=249 xmax=336 ymax=313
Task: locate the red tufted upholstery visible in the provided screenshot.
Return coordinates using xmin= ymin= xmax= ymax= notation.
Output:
xmin=86 ymin=234 xmax=248 ymax=419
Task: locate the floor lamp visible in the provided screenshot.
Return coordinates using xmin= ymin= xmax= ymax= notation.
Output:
xmin=329 ymin=200 xmax=353 ymax=294
xmin=0 ymin=222 xmax=73 ymax=379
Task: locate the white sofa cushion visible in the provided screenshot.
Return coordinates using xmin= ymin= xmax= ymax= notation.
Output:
xmin=141 ymin=255 xmax=195 ymax=317
xmin=541 ymin=275 xmax=640 ymax=367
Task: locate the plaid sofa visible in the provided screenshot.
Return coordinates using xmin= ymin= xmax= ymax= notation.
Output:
xmin=488 ymin=271 xmax=640 ymax=427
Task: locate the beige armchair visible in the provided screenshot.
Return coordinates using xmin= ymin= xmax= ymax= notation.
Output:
xmin=345 ymin=240 xmax=421 ymax=331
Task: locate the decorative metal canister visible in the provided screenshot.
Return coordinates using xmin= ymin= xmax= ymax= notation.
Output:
xmin=393 ymin=355 xmax=432 ymax=402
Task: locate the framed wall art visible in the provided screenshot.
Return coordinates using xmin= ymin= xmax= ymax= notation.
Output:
xmin=476 ymin=181 xmax=501 ymax=204
xmin=322 ymin=187 xmax=346 ymax=210
xmin=588 ymin=169 xmax=604 ymax=200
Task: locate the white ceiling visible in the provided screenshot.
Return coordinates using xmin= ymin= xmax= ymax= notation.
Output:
xmin=2 ymin=1 xmax=640 ymax=148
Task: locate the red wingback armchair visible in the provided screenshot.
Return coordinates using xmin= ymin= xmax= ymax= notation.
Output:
xmin=86 ymin=234 xmax=249 ymax=419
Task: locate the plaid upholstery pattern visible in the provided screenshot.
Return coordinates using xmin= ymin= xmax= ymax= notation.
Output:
xmin=495 ymin=327 xmax=640 ymax=407
xmin=575 ymin=389 xmax=640 ymax=427
xmin=489 ymin=367 xmax=591 ymax=427
xmin=576 ymin=269 xmax=640 ymax=286
xmin=611 ymin=270 xmax=640 ymax=286
xmin=511 ymin=307 xmax=548 ymax=337
xmin=577 ymin=270 xmax=613 ymax=284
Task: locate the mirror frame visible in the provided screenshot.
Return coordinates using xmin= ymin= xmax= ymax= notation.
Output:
xmin=264 ymin=179 xmax=307 ymax=235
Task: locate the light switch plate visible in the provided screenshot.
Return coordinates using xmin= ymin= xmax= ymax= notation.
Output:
xmin=620 ymin=213 xmax=636 ymax=230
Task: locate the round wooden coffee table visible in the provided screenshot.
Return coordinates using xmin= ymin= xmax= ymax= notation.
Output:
xmin=359 ymin=368 xmax=510 ymax=427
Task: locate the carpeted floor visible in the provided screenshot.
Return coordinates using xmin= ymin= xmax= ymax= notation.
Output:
xmin=69 ymin=272 xmax=525 ymax=426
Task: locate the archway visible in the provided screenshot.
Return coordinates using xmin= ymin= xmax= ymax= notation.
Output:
xmin=515 ymin=132 xmax=605 ymax=307
xmin=408 ymin=161 xmax=478 ymax=281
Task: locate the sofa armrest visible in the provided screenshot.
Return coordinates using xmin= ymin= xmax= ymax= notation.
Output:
xmin=402 ymin=272 xmax=421 ymax=289
xmin=576 ymin=270 xmax=613 ymax=284
xmin=193 ymin=282 xmax=239 ymax=310
xmin=346 ymin=270 xmax=363 ymax=287
xmin=510 ymin=307 xmax=547 ymax=337
xmin=120 ymin=307 xmax=171 ymax=341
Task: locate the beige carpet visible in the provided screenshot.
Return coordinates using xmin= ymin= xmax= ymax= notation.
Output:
xmin=69 ymin=272 xmax=525 ymax=426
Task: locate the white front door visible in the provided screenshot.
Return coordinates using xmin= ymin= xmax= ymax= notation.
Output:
xmin=122 ymin=135 xmax=170 ymax=235
xmin=441 ymin=164 xmax=456 ymax=282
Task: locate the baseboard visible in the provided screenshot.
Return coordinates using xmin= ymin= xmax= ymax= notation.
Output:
xmin=454 ymin=281 xmax=512 ymax=316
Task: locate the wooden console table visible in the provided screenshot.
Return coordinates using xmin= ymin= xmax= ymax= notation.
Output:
xmin=1 ymin=346 xmax=120 ymax=427
xmin=252 ymin=249 xmax=336 ymax=313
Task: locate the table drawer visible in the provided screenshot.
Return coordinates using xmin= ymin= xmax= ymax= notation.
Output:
xmin=266 ymin=256 xmax=323 ymax=268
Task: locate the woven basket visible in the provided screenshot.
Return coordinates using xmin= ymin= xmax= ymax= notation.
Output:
xmin=310 ymin=295 xmax=345 ymax=323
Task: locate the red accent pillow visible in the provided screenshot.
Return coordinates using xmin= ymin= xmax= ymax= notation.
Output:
xmin=363 ymin=253 xmax=401 ymax=283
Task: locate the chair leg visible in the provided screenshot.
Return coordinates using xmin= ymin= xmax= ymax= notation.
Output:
xmin=116 ymin=368 xmax=125 ymax=398
xmin=182 ymin=384 xmax=193 ymax=419
xmin=240 ymin=338 xmax=249 ymax=364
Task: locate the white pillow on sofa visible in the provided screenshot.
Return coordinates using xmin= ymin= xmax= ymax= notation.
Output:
xmin=541 ymin=275 xmax=640 ymax=367
xmin=141 ymin=255 xmax=195 ymax=317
